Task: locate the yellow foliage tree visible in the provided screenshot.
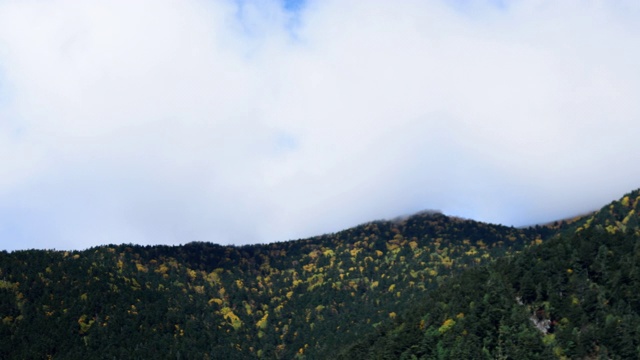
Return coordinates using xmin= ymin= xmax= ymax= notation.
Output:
xmin=208 ymin=298 xmax=223 ymax=306
xmin=438 ymin=318 xmax=456 ymax=333
xmin=220 ymin=307 xmax=243 ymax=330
xmin=78 ymin=314 xmax=94 ymax=335
xmin=256 ymin=313 xmax=269 ymax=330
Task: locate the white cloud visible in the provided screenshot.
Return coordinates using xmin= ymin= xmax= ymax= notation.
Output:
xmin=0 ymin=0 xmax=639 ymax=250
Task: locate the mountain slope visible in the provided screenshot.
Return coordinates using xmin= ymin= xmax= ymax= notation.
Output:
xmin=338 ymin=189 xmax=640 ymax=359
xmin=2 ymin=190 xmax=639 ymax=359
xmin=0 ymin=211 xmax=551 ymax=359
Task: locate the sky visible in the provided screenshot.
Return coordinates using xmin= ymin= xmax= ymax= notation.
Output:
xmin=1 ymin=0 xmax=640 ymax=251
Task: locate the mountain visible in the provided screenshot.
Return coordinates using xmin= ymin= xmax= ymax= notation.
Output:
xmin=338 ymin=189 xmax=640 ymax=359
xmin=0 ymin=189 xmax=639 ymax=359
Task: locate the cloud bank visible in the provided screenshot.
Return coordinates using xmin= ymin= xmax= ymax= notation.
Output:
xmin=1 ymin=0 xmax=639 ymax=251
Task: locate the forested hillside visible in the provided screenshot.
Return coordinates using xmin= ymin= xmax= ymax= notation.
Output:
xmin=1 ymin=190 xmax=638 ymax=359
xmin=0 ymin=211 xmax=550 ymax=359
xmin=339 ymin=190 xmax=640 ymax=359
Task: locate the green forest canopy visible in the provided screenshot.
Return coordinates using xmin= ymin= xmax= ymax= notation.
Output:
xmin=1 ymin=189 xmax=639 ymax=359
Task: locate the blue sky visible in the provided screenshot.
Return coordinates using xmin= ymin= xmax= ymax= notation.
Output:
xmin=0 ymin=0 xmax=639 ymax=251
xmin=283 ymin=0 xmax=305 ymax=12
